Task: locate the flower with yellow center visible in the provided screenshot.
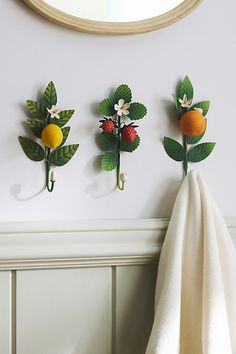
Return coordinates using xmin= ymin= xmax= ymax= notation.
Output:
xmin=47 ymin=105 xmax=60 ymax=119
xmin=114 ymin=99 xmax=130 ymax=116
xmin=178 ymin=94 xmax=192 ymax=108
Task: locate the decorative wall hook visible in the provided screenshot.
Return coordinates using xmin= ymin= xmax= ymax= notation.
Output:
xmin=46 ymin=163 xmax=56 ymax=192
xmin=18 ymin=81 xmax=79 ymax=192
xmin=98 ymin=84 xmax=147 ymax=190
xmin=163 ymin=76 xmax=216 ymax=176
xmin=118 ymin=172 xmax=128 ymax=191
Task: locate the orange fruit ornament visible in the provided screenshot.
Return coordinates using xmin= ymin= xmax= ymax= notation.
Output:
xmin=41 ymin=124 xmax=63 ymax=148
xmin=179 ymin=109 xmax=206 ymax=137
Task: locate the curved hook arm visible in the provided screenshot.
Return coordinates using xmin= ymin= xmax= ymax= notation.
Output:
xmin=116 ymin=114 xmax=126 ymax=191
xmin=116 ymin=155 xmax=127 ymax=191
xmin=45 ymin=147 xmax=55 ymax=193
xmin=117 ymin=169 xmax=125 ymax=191
xmin=116 ymin=140 xmax=125 ymax=191
xmin=46 ymin=160 xmax=55 ymax=192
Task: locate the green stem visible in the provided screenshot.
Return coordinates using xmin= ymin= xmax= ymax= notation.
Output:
xmin=45 ymin=112 xmax=55 ymax=192
xmin=183 ymin=135 xmax=188 ymax=177
xmin=46 ymin=149 xmax=55 ymax=192
xmin=117 ymin=115 xmax=124 ymax=191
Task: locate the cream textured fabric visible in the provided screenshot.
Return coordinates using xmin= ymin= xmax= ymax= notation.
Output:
xmin=146 ymin=170 xmax=236 ymax=354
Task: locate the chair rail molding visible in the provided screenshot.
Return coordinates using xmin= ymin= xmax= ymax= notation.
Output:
xmin=0 ymin=217 xmax=235 ymax=270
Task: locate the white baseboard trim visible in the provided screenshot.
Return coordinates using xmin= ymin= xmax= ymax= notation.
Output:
xmin=0 ymin=218 xmax=235 ymax=270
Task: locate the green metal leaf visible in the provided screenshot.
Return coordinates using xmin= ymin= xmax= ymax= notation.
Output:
xmin=187 ymin=120 xmax=207 ymax=144
xmin=50 ymin=144 xmax=79 ymax=166
xmin=163 ymin=137 xmax=185 ymax=162
xmin=101 ymin=151 xmax=118 ymax=171
xmin=187 ymin=131 xmax=205 ymax=145
xmin=188 ymin=142 xmax=216 ymax=162
xmin=43 ymin=81 xmax=57 ymax=108
xmin=98 ymin=132 xmax=117 ymax=151
xmin=128 ymin=102 xmax=147 ymax=120
xmin=26 ymin=119 xmax=44 ymax=138
xmin=59 ymin=127 xmax=70 ymax=147
xmin=114 ymin=84 xmax=132 ymax=103
xmin=26 ymin=100 xmax=41 ymax=114
xmin=18 ymin=137 xmax=45 ymax=161
xmin=178 ymin=75 xmax=194 ymax=101
xmin=172 ymin=94 xmax=183 ymax=117
xmin=26 ymin=100 xmax=47 ymax=119
xmin=100 ymin=98 xmax=116 ymax=117
xmin=191 ymin=101 xmax=210 ymax=116
xmin=56 ymin=110 xmax=75 ymax=127
xmin=120 ymin=135 xmax=140 ymax=152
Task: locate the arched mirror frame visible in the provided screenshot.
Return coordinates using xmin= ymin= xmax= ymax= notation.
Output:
xmin=24 ymin=0 xmax=202 ymax=35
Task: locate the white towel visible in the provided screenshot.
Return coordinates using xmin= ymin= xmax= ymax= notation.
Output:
xmin=146 ymin=170 xmax=236 ymax=354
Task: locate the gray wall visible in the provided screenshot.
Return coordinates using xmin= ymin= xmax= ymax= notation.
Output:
xmin=0 ymin=0 xmax=235 ymax=221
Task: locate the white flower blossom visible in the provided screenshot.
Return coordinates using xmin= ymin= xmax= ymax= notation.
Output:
xmin=114 ymin=99 xmax=130 ymax=116
xmin=178 ymin=94 xmax=192 ymax=108
xmin=194 ymin=107 xmax=204 ymax=114
xmin=47 ymin=105 xmax=60 ymax=119
xmin=120 ymin=172 xmax=128 ymax=183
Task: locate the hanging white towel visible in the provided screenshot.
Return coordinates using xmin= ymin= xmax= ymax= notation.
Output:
xmin=146 ymin=170 xmax=236 ymax=354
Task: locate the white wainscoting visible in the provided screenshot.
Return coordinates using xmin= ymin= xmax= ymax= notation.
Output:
xmin=0 ymin=218 xmax=235 ymax=354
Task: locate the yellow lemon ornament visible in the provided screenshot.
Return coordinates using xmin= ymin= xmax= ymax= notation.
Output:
xmin=41 ymin=124 xmax=63 ymax=148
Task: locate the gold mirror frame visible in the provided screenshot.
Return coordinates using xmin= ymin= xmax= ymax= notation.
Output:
xmin=23 ymin=0 xmax=202 ymax=35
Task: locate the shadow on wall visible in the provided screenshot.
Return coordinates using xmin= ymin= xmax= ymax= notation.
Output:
xmin=10 ymin=184 xmax=45 ymax=201
xmin=141 ymin=177 xmax=181 ymax=218
xmin=162 ymin=99 xmax=180 ymax=137
xmin=10 ymin=160 xmax=45 ymax=201
xmin=83 ymin=132 xmax=118 ymax=198
xmin=83 ymin=155 xmax=117 ymax=198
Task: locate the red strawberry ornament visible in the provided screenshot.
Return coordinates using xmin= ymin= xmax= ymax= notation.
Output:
xmin=100 ymin=119 xmax=115 ymax=133
xmin=121 ymin=126 xmax=137 ymax=142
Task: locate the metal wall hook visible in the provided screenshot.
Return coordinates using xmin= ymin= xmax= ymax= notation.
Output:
xmin=117 ymin=171 xmax=128 ymax=191
xmin=46 ymin=161 xmax=55 ymax=192
xmin=116 ymin=116 xmax=127 ymax=191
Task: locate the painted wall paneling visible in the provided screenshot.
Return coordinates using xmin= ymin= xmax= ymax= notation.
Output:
xmin=115 ymin=265 xmax=157 ymax=354
xmin=0 ymin=218 xmax=235 ymax=354
xmin=16 ymin=268 xmax=112 ymax=354
xmin=0 ymin=271 xmax=13 ymax=354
